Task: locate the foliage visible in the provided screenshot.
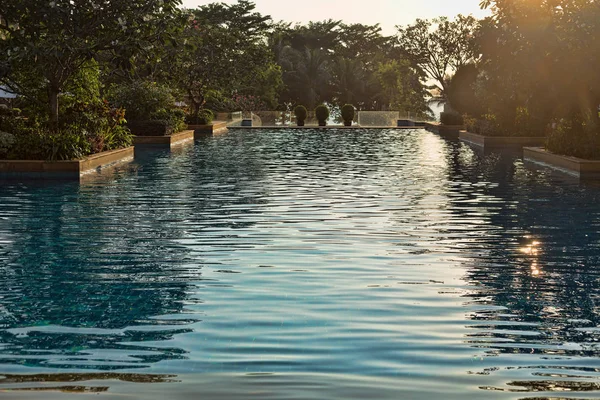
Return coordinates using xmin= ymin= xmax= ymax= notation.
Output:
xmin=160 ymin=1 xmax=278 ymax=116
xmin=187 ymin=109 xmax=214 ymax=125
xmin=315 ymin=105 xmax=330 ymax=124
xmin=440 ymin=111 xmax=464 ymax=126
xmin=108 ymin=80 xmax=185 ymax=134
xmin=478 ymin=0 xmax=600 ymax=156
xmin=0 ymin=131 xmax=15 ymax=157
xmin=150 ymin=108 xmax=187 ymax=133
xmin=341 ymin=104 xmax=355 ymax=123
xmin=0 ymin=0 xmax=183 ymax=125
xmin=231 ymin=94 xmax=267 ymax=113
xmin=445 ymin=64 xmax=483 ymax=117
xmin=272 ymin=21 xmax=430 ymax=111
xmin=376 ymin=59 xmax=431 ymax=115
xmin=294 ymin=105 xmax=308 ymax=121
xmin=547 ymin=113 xmax=600 ymax=160
xmin=464 ymin=107 xmax=548 ymax=137
xmin=109 ymin=81 xmax=176 ymax=120
xmin=396 ymin=15 xmax=480 ymax=96
xmin=0 ymin=60 xmax=132 ymax=160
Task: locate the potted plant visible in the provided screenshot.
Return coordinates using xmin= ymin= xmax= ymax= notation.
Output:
xmin=294 ymin=105 xmax=308 ymax=127
xmin=341 ymin=104 xmax=355 ymax=127
xmin=315 ymin=105 xmax=330 ymax=127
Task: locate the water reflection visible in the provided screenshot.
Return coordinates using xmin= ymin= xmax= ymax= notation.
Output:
xmin=444 ymin=143 xmax=600 ymax=395
xmin=0 ymin=130 xmax=599 ymax=399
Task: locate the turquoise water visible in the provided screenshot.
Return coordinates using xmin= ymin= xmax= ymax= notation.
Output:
xmin=0 ymin=129 xmax=600 ymax=399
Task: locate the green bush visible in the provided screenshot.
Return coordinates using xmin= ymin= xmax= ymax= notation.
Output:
xmin=294 ymin=105 xmax=308 ymax=122
xmin=440 ymin=111 xmax=464 ymax=126
xmin=315 ymin=105 xmax=330 ymax=125
xmin=109 ymin=81 xmax=175 ymax=120
xmin=186 ymin=109 xmax=214 ymax=125
xmin=341 ymin=104 xmax=355 ymax=125
xmin=150 ymin=108 xmax=187 ymax=133
xmin=0 ymin=100 xmax=132 ymax=160
xmin=547 ymin=114 xmax=600 ymax=160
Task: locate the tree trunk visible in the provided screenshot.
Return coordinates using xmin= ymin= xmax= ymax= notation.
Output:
xmin=48 ymin=85 xmax=60 ymax=130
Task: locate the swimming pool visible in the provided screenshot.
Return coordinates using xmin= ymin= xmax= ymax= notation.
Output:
xmin=0 ymin=128 xmax=599 ymax=399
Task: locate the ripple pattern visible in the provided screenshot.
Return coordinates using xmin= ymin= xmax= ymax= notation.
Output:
xmin=0 ymin=129 xmax=599 ymax=399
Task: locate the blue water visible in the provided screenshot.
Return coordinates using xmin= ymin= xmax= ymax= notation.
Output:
xmin=0 ymin=129 xmax=600 ymax=399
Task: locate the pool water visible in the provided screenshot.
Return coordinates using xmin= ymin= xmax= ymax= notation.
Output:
xmin=0 ymin=129 xmax=600 ymax=399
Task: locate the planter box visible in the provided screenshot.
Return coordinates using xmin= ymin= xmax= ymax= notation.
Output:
xmin=425 ymin=123 xmax=464 ymax=139
xmin=188 ymin=121 xmax=228 ymax=138
xmin=0 ymin=146 xmax=134 ymax=180
xmin=460 ymin=131 xmax=546 ymax=149
xmin=133 ymin=130 xmax=194 ymax=148
xmin=524 ymin=147 xmax=600 ymax=179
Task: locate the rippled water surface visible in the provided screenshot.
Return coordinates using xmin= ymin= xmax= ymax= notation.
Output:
xmin=1 ymin=129 xmax=600 ymax=399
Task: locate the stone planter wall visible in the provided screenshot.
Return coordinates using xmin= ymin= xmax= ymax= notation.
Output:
xmin=0 ymin=146 xmax=134 ymax=180
xmin=133 ymin=130 xmax=194 ymax=148
xmin=188 ymin=121 xmax=229 ymax=138
xmin=460 ymin=131 xmax=546 ymax=149
xmin=524 ymin=147 xmax=600 ymax=179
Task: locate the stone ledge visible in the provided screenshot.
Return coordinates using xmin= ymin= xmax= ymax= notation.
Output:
xmin=460 ymin=131 xmax=546 ymax=149
xmin=189 ymin=121 xmax=229 ymax=138
xmin=0 ymin=146 xmax=134 ymax=180
xmin=133 ymin=130 xmax=194 ymax=148
xmin=524 ymin=147 xmax=600 ymax=179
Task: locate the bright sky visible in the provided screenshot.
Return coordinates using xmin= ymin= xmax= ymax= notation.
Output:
xmin=181 ymin=0 xmax=490 ymax=34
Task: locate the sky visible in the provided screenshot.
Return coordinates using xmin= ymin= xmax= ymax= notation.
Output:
xmin=181 ymin=0 xmax=490 ymax=34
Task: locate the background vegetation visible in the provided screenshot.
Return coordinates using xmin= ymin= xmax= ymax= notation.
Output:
xmin=0 ymin=0 xmax=598 ymax=159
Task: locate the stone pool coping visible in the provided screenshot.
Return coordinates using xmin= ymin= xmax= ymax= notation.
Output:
xmin=133 ymin=130 xmax=194 ymax=148
xmin=425 ymin=122 xmax=464 ymax=139
xmin=460 ymin=131 xmax=546 ymax=149
xmin=0 ymin=146 xmax=134 ymax=180
xmin=188 ymin=121 xmax=229 ymax=138
xmin=524 ymin=147 xmax=600 ymax=179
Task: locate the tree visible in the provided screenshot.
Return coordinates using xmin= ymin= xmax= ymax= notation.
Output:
xmin=162 ymin=0 xmax=279 ymax=116
xmin=396 ymin=15 xmax=480 ymax=96
xmin=376 ymin=59 xmax=431 ymax=115
xmin=478 ymin=0 xmax=600 ymax=133
xmin=0 ymin=0 xmax=183 ymax=126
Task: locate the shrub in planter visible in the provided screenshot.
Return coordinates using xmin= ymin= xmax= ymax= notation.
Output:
xmin=315 ymin=105 xmax=330 ymax=126
xmin=294 ymin=105 xmax=307 ymax=126
xmin=546 ymin=113 xmax=600 ymax=160
xmin=440 ymin=111 xmax=464 ymax=126
xmin=341 ymin=104 xmax=355 ymax=126
xmin=186 ymin=109 xmax=214 ymax=125
xmin=109 ymin=81 xmax=185 ymax=136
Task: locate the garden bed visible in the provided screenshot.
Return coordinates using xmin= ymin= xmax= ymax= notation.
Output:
xmin=0 ymin=146 xmax=134 ymax=180
xmin=460 ymin=131 xmax=546 ymax=149
xmin=425 ymin=122 xmax=464 ymax=139
xmin=524 ymin=147 xmax=600 ymax=179
xmin=133 ymin=130 xmax=194 ymax=148
xmin=188 ymin=121 xmax=229 ymax=138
